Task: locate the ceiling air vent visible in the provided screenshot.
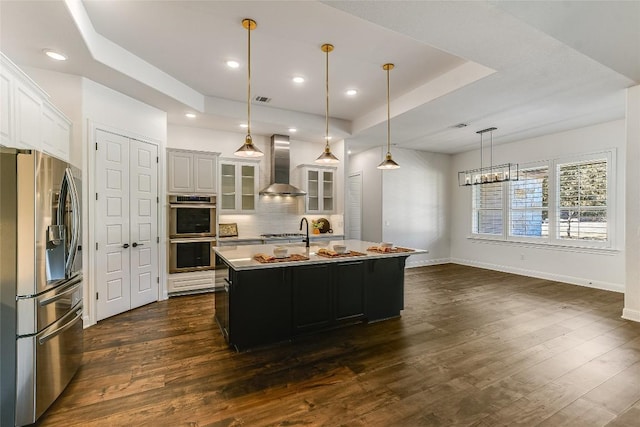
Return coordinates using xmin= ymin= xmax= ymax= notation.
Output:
xmin=254 ymin=96 xmax=271 ymax=103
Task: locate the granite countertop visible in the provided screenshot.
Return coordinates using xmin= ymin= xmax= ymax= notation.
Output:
xmin=213 ymin=239 xmax=428 ymax=270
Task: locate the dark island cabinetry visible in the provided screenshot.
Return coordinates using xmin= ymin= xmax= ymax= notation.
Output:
xmin=366 ymin=257 xmax=406 ymax=321
xmin=292 ymin=260 xmax=366 ymax=334
xmin=215 ymin=255 xmax=409 ymax=351
xmin=292 ymin=264 xmax=333 ymax=333
xmin=216 ymin=266 xmax=292 ymax=350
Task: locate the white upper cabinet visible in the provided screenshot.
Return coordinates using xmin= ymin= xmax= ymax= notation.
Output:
xmin=1 ymin=70 xmax=13 ymax=146
xmin=298 ymin=164 xmax=336 ymax=213
xmin=41 ymin=102 xmax=71 ymax=161
xmin=194 ymin=153 xmax=217 ymax=194
xmin=15 ymin=79 xmax=42 ymax=150
xmin=1 ymin=53 xmax=72 ymax=162
xmin=167 ymin=149 xmax=219 ymax=194
xmin=219 ymin=158 xmax=259 ymax=213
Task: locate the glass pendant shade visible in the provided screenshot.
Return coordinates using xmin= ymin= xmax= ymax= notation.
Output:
xmin=235 ymin=18 xmax=264 ymax=158
xmin=315 ymin=44 xmax=339 ymax=164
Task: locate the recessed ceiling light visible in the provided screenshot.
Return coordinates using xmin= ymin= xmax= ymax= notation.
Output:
xmin=226 ymin=60 xmax=240 ymax=68
xmin=288 ymin=128 xmax=297 ymax=133
xmin=292 ymin=76 xmax=305 ymax=83
xmin=185 ymin=113 xmax=196 ymax=118
xmin=43 ymin=49 xmax=67 ymax=61
xmin=346 ymin=89 xmax=357 ymax=96
xmin=239 ymin=123 xmax=248 ymax=128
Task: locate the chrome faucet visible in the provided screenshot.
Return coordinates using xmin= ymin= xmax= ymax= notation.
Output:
xmin=299 ymin=217 xmax=310 ymax=248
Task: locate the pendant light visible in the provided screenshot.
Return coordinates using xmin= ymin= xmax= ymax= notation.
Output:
xmin=457 ymin=127 xmax=518 ymax=185
xmin=234 ymin=18 xmax=263 ymax=158
xmin=377 ymin=63 xmax=400 ymax=170
xmin=315 ymin=43 xmax=339 ymax=164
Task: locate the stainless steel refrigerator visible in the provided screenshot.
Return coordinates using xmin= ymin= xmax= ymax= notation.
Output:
xmin=1 ymin=148 xmax=83 ymax=426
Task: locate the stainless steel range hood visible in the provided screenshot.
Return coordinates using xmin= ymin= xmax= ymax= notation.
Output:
xmin=259 ymin=134 xmax=306 ymax=196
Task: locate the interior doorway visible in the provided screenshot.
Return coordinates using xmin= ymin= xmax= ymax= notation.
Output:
xmin=347 ymin=172 xmax=362 ymax=240
xmin=94 ymin=129 xmax=159 ymax=321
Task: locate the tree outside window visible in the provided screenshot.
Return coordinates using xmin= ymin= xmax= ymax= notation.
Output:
xmin=557 ymin=159 xmax=607 ymax=241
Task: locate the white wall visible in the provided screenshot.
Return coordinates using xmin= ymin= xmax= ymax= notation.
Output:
xmin=347 ymin=146 xmax=451 ymax=267
xmin=348 ymin=147 xmax=383 ymax=242
xmin=624 ymin=85 xmax=640 ymax=321
xmin=383 ymin=148 xmax=451 ymax=267
xmin=451 ymin=120 xmax=626 ymax=292
xmin=167 ymin=125 xmax=345 ymax=236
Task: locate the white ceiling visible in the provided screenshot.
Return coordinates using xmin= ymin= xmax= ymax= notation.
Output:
xmin=1 ymin=0 xmax=638 ymax=154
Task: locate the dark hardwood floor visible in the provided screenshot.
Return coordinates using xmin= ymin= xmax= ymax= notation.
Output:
xmin=37 ymin=264 xmax=640 ymax=426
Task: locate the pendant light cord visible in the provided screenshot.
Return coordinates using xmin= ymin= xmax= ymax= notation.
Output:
xmin=247 ymin=20 xmax=252 ymax=138
xmin=325 ymin=45 xmax=330 ymax=149
xmin=490 ymin=130 xmax=493 ymax=177
xmin=480 ymin=132 xmax=483 ymax=176
xmin=386 ymin=66 xmax=391 ymax=155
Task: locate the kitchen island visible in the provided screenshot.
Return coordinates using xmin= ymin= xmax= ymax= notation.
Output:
xmin=213 ymin=240 xmax=427 ymax=351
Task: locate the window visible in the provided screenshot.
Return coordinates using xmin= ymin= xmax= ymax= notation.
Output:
xmin=557 ymin=158 xmax=607 ymax=242
xmin=509 ymin=166 xmax=548 ymax=238
xmin=472 ymin=182 xmax=503 ymax=236
xmin=470 ymin=150 xmax=613 ymax=248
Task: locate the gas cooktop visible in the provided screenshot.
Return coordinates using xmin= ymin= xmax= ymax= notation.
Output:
xmin=260 ymin=233 xmax=305 ymax=238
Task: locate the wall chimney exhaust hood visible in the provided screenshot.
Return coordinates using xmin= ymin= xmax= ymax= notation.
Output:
xmin=259 ymin=134 xmax=307 ymax=196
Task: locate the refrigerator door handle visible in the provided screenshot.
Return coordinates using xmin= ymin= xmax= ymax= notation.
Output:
xmin=38 ymin=277 xmax=82 ymax=307
xmin=59 ymin=168 xmax=81 ymax=278
xmin=38 ymin=308 xmax=83 ymax=345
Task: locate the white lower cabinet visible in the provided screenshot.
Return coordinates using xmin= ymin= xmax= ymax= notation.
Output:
xmin=168 ymin=270 xmax=216 ymax=295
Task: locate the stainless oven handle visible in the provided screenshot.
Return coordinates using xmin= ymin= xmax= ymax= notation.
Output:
xmin=170 ymin=237 xmax=217 ymax=244
xmin=39 ymin=278 xmax=82 ymax=307
xmin=38 ymin=308 xmax=83 ymax=345
xmin=169 ymin=204 xmax=216 ymax=209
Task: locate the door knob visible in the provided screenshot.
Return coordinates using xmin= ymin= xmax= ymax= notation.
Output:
xmin=122 ymin=243 xmax=130 ymax=249
xmin=132 ymin=242 xmax=144 ymax=247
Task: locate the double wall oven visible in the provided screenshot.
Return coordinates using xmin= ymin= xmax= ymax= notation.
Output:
xmin=169 ymin=195 xmax=216 ymax=273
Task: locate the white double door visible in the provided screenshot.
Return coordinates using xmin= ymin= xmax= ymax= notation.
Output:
xmin=95 ymin=129 xmax=159 ymax=321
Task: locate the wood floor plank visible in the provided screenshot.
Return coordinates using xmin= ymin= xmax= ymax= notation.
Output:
xmin=35 ymin=264 xmax=640 ymax=427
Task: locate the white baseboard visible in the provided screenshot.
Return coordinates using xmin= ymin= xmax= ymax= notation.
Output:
xmin=622 ymin=308 xmax=640 ymax=322
xmin=406 ymin=258 xmax=451 ymax=268
xmin=82 ymin=314 xmax=95 ymax=329
xmin=449 ymin=257 xmax=624 ymax=293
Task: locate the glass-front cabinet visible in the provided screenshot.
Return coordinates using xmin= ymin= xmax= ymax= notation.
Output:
xmin=220 ymin=159 xmax=259 ymax=212
xmin=299 ymin=165 xmax=336 ymax=213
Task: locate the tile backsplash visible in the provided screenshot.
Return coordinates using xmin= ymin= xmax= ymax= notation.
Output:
xmin=219 ymin=196 xmax=344 ymax=237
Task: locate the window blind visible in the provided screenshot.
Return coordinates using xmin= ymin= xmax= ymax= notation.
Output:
xmin=472 ymin=182 xmax=503 ymax=235
xmin=509 ymin=167 xmax=548 ymax=238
